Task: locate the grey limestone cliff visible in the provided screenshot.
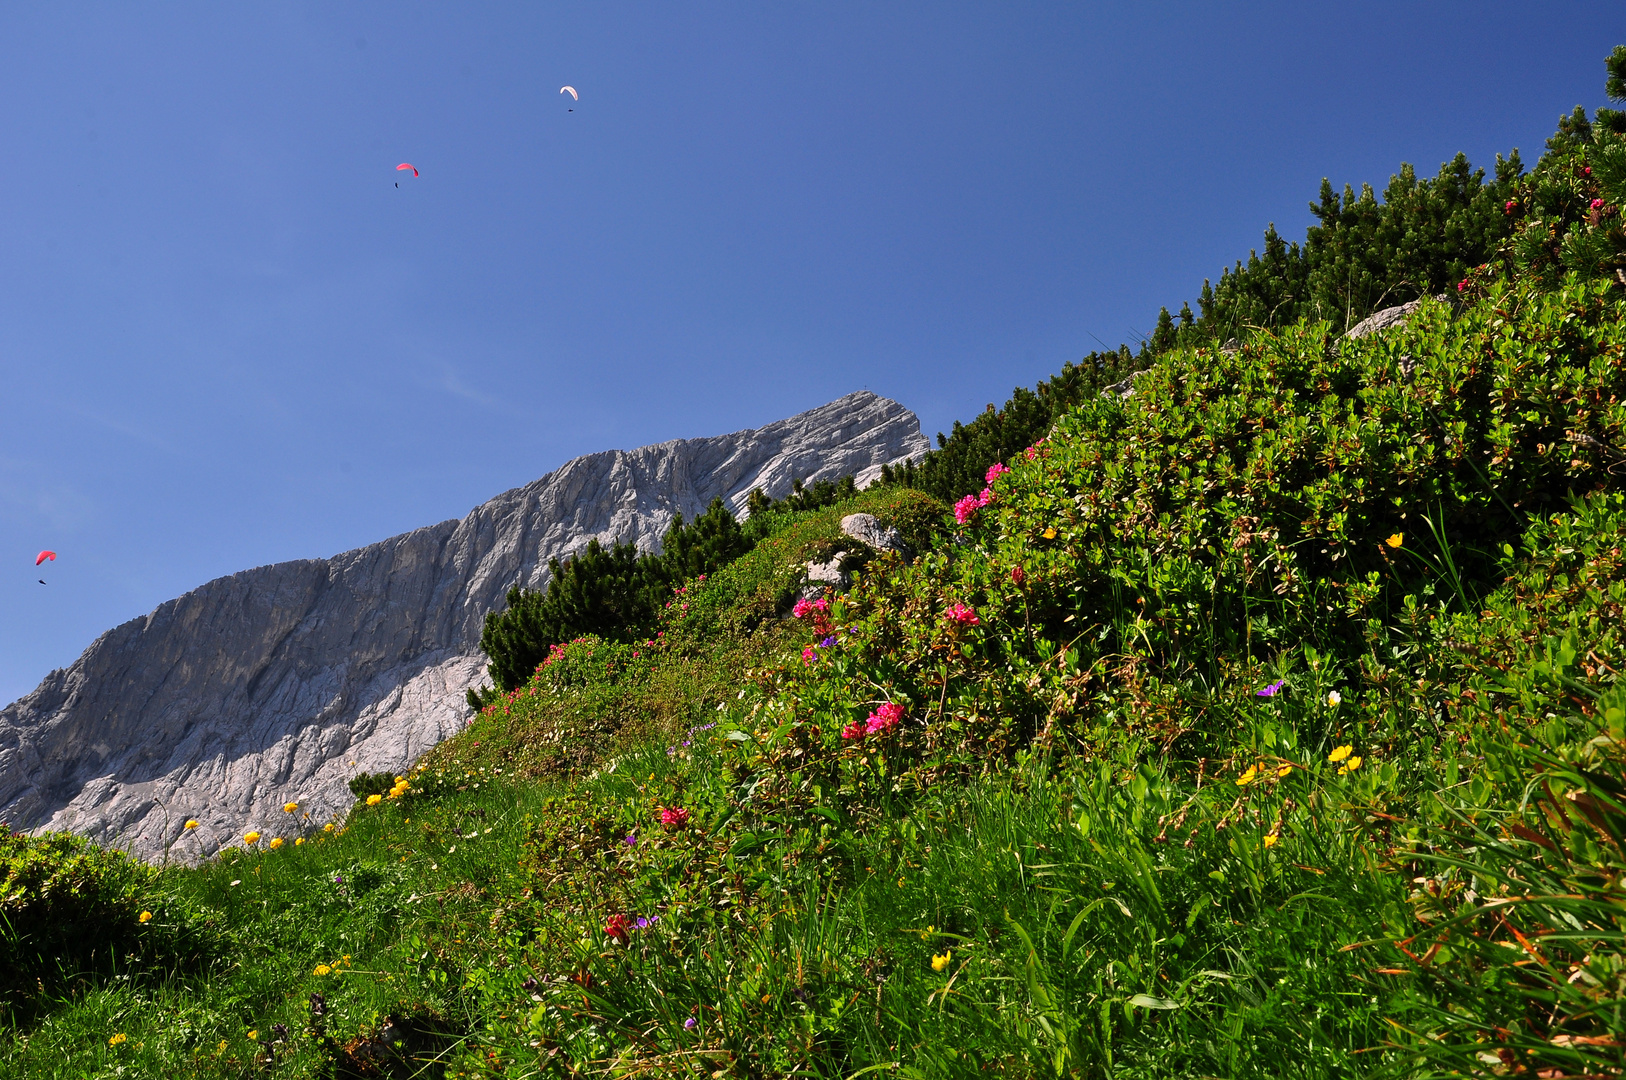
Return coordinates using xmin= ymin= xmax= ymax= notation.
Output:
xmin=0 ymin=391 xmax=927 ymax=861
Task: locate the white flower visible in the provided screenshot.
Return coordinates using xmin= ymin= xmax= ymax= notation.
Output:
xmin=1326 ymin=690 xmax=1342 ymax=707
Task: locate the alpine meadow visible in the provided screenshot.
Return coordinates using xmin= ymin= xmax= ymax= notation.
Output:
xmin=8 ymin=45 xmax=1626 ymax=1080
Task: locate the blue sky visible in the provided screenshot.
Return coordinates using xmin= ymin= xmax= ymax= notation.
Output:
xmin=3 ymin=3 xmax=1622 ymax=704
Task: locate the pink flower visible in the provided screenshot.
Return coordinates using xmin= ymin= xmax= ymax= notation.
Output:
xmin=1457 ymin=279 xmax=1468 ymax=292
xmin=864 ymin=701 xmax=905 ymax=735
xmin=944 ymin=603 xmax=980 ymax=626
xmin=841 ymin=720 xmax=866 ymax=740
xmin=660 ymin=807 xmax=689 ymax=828
xmin=977 ymin=487 xmax=994 ymax=507
xmin=1585 ymin=166 xmax=1593 ymax=175
xmin=1504 ymin=199 xmax=1517 ymax=213
xmin=605 ymin=913 xmax=629 ymax=945
xmin=985 ymin=462 xmax=1010 ymax=485
xmin=792 ymin=597 xmax=830 ymax=619
xmin=1591 ymin=198 xmax=1605 ymax=210
xmin=801 ymin=645 xmax=817 ymax=664
xmin=1010 ymin=565 xmax=1025 ymax=586
xmin=953 ymin=495 xmax=981 ymax=525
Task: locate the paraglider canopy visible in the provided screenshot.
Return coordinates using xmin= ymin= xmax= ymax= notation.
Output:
xmin=396 ymin=163 xmax=419 ymax=177
xmin=35 ymin=550 xmax=55 ymax=566
xmin=559 ymin=86 xmax=578 ymax=101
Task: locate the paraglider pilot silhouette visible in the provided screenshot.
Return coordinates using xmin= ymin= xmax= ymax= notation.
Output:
xmin=36 ymin=549 xmax=54 ymax=584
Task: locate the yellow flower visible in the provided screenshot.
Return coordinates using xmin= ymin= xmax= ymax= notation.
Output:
xmin=109 ymin=1033 xmax=127 ymax=1046
xmin=184 ymin=819 xmax=199 ymax=830
xmin=367 ymin=794 xmax=383 ymax=806
xmin=247 ymin=1030 xmax=258 ymax=1040
xmin=1385 ymin=533 xmax=1403 ymax=549
xmin=1235 ymin=765 xmax=1259 ymax=787
xmin=324 ymin=822 xmax=336 ymax=832
xmin=1339 ymin=755 xmax=1363 ymax=775
xmin=1263 ymin=834 xmax=1279 ymax=848
xmin=283 ymin=801 xmax=299 ymax=813
xmin=314 ymin=964 xmax=332 ymax=976
xmin=1042 ymin=526 xmax=1058 ymax=540
xmin=268 ymin=837 xmax=284 ymax=850
xmin=139 ymin=910 xmax=153 ymax=923
xmin=1328 ymin=744 xmax=1353 ymax=763
xmin=1275 ymin=764 xmax=1293 ymax=778
xmin=1326 ymin=690 xmax=1342 ymax=707
xmin=931 ymin=951 xmax=952 ymax=972
xmin=295 ymin=837 xmax=305 ymax=846
xmin=243 ymin=831 xmax=261 ymax=845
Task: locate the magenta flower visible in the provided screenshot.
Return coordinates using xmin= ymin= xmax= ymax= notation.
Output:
xmin=1256 ymin=679 xmax=1287 ymax=698
xmin=1591 ymin=198 xmax=1605 ymax=210
xmin=801 ymin=645 xmax=818 ymax=664
xmin=985 ymin=461 xmax=1010 ymax=485
xmin=660 ymin=807 xmax=689 ymax=828
xmin=953 ymin=494 xmax=981 ymax=525
xmin=792 ymin=597 xmax=830 ymax=619
xmin=840 ymin=719 xmax=866 ymax=740
xmin=944 ymin=603 xmax=980 ymax=626
xmin=1504 ymin=199 xmax=1517 ymax=213
xmin=864 ymin=701 xmax=905 ymax=735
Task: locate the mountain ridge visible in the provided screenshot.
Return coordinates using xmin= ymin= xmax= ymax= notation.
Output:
xmin=0 ymin=391 xmax=926 ymax=861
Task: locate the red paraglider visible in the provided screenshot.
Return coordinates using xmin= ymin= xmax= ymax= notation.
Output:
xmin=35 ymin=550 xmax=55 ymax=566
xmin=396 ymin=163 xmax=419 ymax=177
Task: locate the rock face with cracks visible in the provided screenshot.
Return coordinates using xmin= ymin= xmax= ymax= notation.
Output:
xmin=0 ymin=392 xmax=927 ymax=862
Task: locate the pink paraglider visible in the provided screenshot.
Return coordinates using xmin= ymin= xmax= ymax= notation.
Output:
xmin=35 ymin=550 xmax=55 ymax=566
xmin=396 ymin=163 xmax=419 ymax=177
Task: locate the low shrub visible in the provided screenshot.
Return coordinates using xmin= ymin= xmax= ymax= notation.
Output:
xmin=0 ymin=831 xmax=159 ymax=1018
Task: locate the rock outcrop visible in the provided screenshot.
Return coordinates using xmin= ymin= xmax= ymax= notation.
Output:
xmin=799 ymin=513 xmax=911 ymax=599
xmin=0 ymin=392 xmax=927 ymax=861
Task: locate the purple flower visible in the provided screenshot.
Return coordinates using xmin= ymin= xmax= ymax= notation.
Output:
xmin=623 ymin=833 xmax=638 ymax=846
xmin=820 ymin=636 xmax=836 ymax=648
xmin=1256 ymin=679 xmax=1287 ymax=698
xmin=684 ymin=1017 xmax=697 ymax=1030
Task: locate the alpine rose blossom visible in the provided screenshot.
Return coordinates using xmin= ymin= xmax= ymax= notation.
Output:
xmin=841 ymin=720 xmax=867 ymax=740
xmin=944 ymin=603 xmax=980 ymax=626
xmin=953 ymin=494 xmax=981 ymax=525
xmin=985 ymin=461 xmax=1010 ymax=484
xmin=660 ymin=807 xmax=690 ymax=828
xmin=865 ymin=701 xmax=905 ymax=735
xmin=792 ymin=597 xmax=829 ymax=620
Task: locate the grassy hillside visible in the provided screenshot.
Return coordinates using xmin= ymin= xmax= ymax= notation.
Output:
xmin=7 ymin=52 xmax=1626 ymax=1080
xmin=7 ymin=276 xmax=1625 ymax=1079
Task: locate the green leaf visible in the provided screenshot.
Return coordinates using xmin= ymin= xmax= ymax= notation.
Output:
xmin=1128 ymin=994 xmax=1180 ymax=1010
